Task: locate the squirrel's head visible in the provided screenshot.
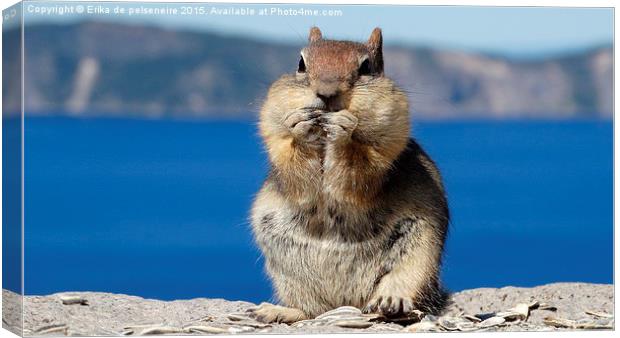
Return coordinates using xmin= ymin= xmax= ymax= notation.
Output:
xmin=297 ymin=27 xmax=384 ymax=111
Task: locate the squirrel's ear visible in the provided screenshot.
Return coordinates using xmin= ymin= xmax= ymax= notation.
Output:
xmin=309 ymin=27 xmax=322 ymax=43
xmin=367 ymin=27 xmax=384 ymax=74
xmin=367 ymin=27 xmax=382 ymax=47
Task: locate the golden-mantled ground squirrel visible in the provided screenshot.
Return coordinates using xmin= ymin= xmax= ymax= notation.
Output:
xmin=250 ymin=27 xmax=449 ymax=323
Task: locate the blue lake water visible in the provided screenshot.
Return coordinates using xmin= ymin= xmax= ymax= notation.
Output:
xmin=19 ymin=117 xmax=612 ymax=302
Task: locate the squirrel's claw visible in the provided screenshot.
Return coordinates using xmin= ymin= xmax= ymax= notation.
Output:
xmin=283 ymin=108 xmax=323 ymax=144
xmin=319 ymin=109 xmax=358 ymax=143
xmin=363 ymin=296 xmax=419 ymax=318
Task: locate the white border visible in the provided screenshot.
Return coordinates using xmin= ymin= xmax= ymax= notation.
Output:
xmin=0 ymin=1 xmax=616 ymax=338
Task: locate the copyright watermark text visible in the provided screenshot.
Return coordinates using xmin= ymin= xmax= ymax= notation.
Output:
xmin=25 ymin=3 xmax=344 ymax=17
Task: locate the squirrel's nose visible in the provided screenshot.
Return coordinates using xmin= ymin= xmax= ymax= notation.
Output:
xmin=315 ymin=79 xmax=341 ymax=101
xmin=317 ymin=93 xmax=333 ymax=103
xmin=316 ymin=88 xmax=340 ymax=102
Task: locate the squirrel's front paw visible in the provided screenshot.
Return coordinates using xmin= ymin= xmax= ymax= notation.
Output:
xmin=362 ymin=296 xmax=417 ymax=318
xmin=247 ymin=302 xmax=307 ymax=324
xmin=283 ymin=108 xmax=323 ymax=143
xmin=319 ymin=110 xmax=358 ymax=143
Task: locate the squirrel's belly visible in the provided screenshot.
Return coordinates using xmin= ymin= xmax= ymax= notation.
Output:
xmin=259 ymin=230 xmax=383 ymax=313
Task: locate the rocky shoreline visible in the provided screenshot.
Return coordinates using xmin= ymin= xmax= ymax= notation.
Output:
xmin=2 ymin=283 xmax=613 ymax=336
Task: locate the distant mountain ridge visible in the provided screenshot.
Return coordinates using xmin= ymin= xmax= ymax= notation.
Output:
xmin=3 ymin=22 xmax=613 ymax=119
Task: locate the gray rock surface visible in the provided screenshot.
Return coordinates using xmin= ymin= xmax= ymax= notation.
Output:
xmin=2 ymin=283 xmax=613 ymax=336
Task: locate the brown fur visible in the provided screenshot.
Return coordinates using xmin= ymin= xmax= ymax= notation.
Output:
xmin=250 ymin=27 xmax=449 ymax=323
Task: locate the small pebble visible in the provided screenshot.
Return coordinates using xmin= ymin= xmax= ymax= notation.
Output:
xmin=422 ymin=314 xmax=437 ymax=322
xmin=361 ymin=313 xmax=384 ymax=321
xmin=315 ymin=306 xmax=362 ymax=320
xmin=511 ymin=303 xmax=531 ymax=321
xmin=291 ymin=318 xmax=330 ymax=327
xmin=123 ymin=324 xmax=164 ymax=331
xmin=227 ymin=314 xmax=249 ymax=321
xmin=585 ymin=310 xmax=613 ymax=318
xmin=463 ymin=314 xmax=482 ymax=323
xmin=438 ymin=317 xmax=460 ymax=331
xmin=228 ymin=326 xmax=255 ymax=334
xmin=496 ymin=303 xmax=529 ymax=322
xmin=543 ymin=316 xmax=575 ymax=328
xmin=478 ymin=316 xmax=506 ymax=328
xmin=402 ymin=321 xmax=439 ymax=332
xmin=333 ymin=320 xmax=373 ymax=329
xmin=222 ymin=321 xmax=271 ymax=329
xmin=35 ymin=324 xmax=68 ymax=335
xmin=191 ymin=315 xmax=215 ymax=322
xmin=475 ymin=312 xmax=497 ymax=321
xmin=60 ymin=296 xmax=88 ymax=306
xmin=138 ymin=326 xmax=183 ymax=335
xmin=456 ymin=321 xmax=477 ymax=331
xmin=185 ymin=325 xmax=229 ymax=334
xmin=538 ymin=303 xmax=557 ymax=311
xmin=496 ymin=310 xmax=521 ymax=321
xmin=371 ymin=324 xmax=401 ymax=331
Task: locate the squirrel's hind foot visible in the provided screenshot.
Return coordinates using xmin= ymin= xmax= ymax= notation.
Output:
xmin=247 ymin=302 xmax=307 ymax=324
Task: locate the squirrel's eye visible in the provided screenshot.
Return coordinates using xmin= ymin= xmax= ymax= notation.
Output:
xmin=298 ymin=56 xmax=306 ymax=73
xmin=358 ymin=59 xmax=371 ymax=76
